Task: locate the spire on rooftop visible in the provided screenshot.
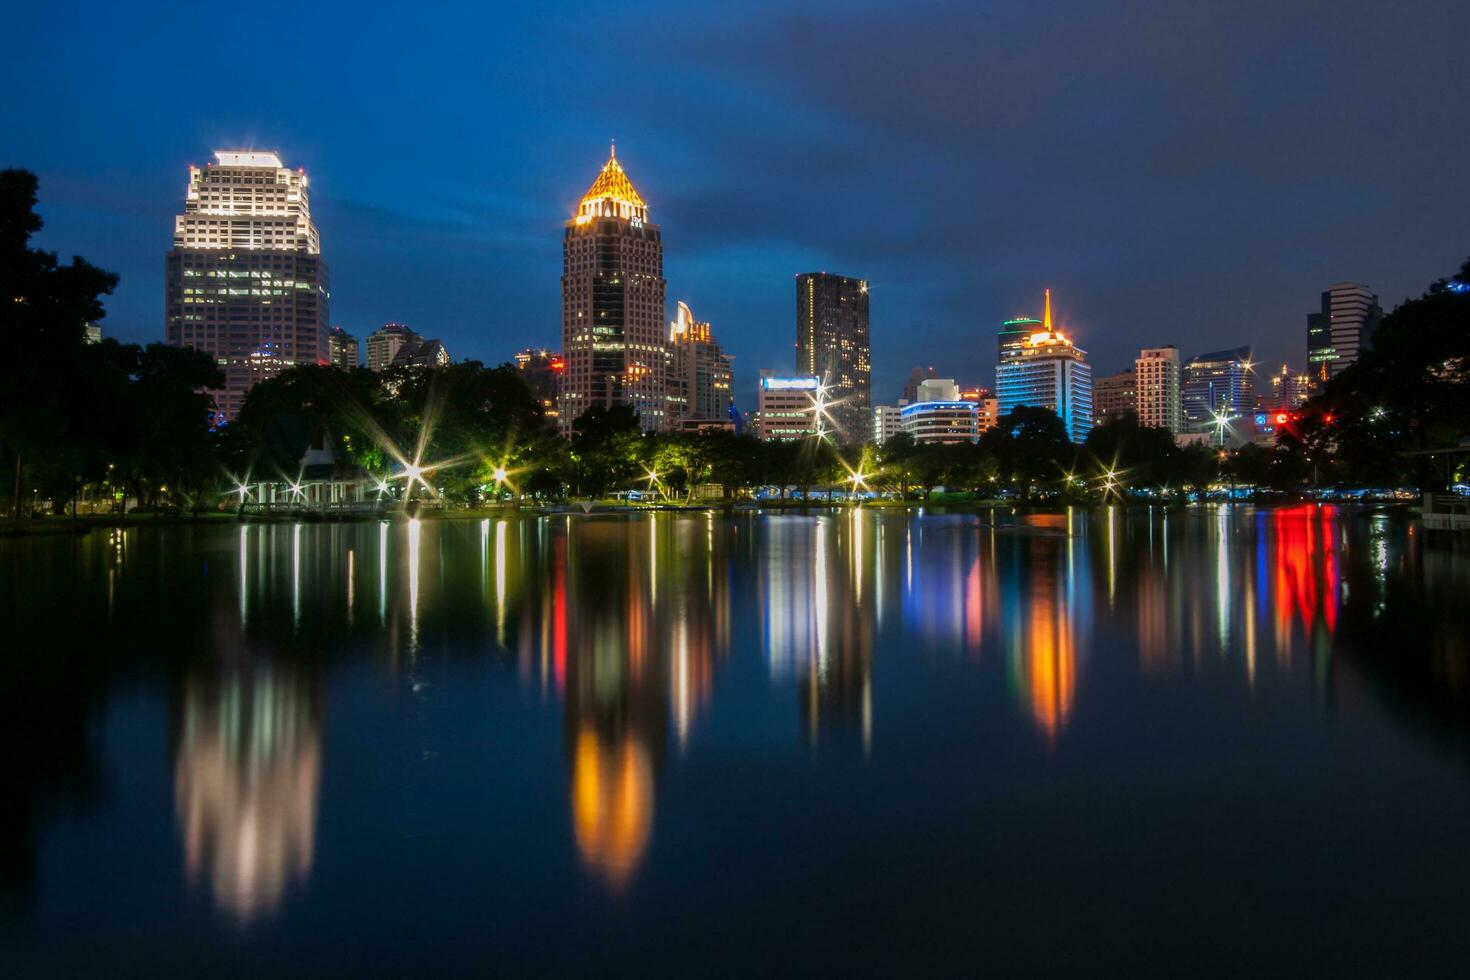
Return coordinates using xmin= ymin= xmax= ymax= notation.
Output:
xmin=575 ymin=145 xmax=647 ymax=223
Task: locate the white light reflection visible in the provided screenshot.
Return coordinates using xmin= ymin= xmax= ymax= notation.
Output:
xmin=1216 ymin=507 xmax=1230 ymax=650
xmin=815 ymin=519 xmax=829 ymax=677
xmin=495 ymin=519 xmax=508 ymax=643
xmin=292 ymin=523 xmax=302 ymax=628
xmin=407 ymin=518 xmax=421 ymax=650
xmin=238 ymin=525 xmax=249 ymax=626
xmin=378 ymin=521 xmax=388 ymax=623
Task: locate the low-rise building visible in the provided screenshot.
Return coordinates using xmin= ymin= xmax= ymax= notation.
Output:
xmin=755 ymin=375 xmax=820 ymax=441
xmin=902 ymin=378 xmax=980 ymax=444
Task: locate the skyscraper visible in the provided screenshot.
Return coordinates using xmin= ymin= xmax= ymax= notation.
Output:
xmin=1307 ymin=282 xmax=1382 ymax=382
xmin=560 ymin=145 xmax=667 ymax=434
xmin=796 ymin=272 xmax=870 ymax=443
xmin=327 ymin=327 xmax=358 ymax=369
xmin=994 ymin=290 xmax=1093 ymax=443
xmin=1181 ymin=346 xmax=1253 ymax=432
xmin=666 ymin=301 xmax=734 ymax=425
xmin=1093 ymin=368 xmax=1137 ymax=423
xmin=365 ymin=323 xmax=420 ymax=372
xmin=1134 ymin=346 xmax=1182 ymax=433
xmin=165 ymin=150 xmax=329 ymax=420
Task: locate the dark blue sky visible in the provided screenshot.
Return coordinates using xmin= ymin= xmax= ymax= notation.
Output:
xmin=6 ymin=0 xmax=1467 ymax=405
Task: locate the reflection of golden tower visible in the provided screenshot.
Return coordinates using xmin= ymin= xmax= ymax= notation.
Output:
xmin=174 ymin=664 xmax=321 ymax=923
xmin=559 ymin=519 xmax=670 ymax=891
xmin=1024 ymin=588 xmax=1076 ymax=741
xmin=570 ymin=728 xmax=653 ymax=891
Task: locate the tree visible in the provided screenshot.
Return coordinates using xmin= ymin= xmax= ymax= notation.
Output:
xmin=570 ymin=405 xmax=646 ymax=498
xmin=1289 ymin=257 xmax=1470 ymax=489
xmin=0 ymin=169 xmax=118 ymax=516
xmin=978 ymin=406 xmax=1072 ymax=499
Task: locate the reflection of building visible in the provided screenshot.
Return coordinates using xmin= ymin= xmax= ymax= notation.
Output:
xmin=1307 ymin=282 xmax=1381 ymax=382
xmin=550 ymin=516 xmax=731 ymax=890
xmin=1134 ymin=346 xmax=1182 ymax=432
xmin=666 ymin=301 xmax=735 ymax=426
xmin=164 ymin=150 xmax=329 ymax=420
xmin=797 ymin=272 xmax=871 ymax=443
xmin=760 ymin=515 xmax=874 ymax=748
xmin=994 ymin=290 xmax=1093 ymax=443
xmin=366 ymin=323 xmax=420 ymax=372
xmin=560 ymin=146 xmax=667 ymax=434
xmin=995 ymin=519 xmax=1091 ymax=744
xmin=174 ymin=663 xmax=321 ymax=923
xmin=756 ymin=375 xmax=820 ymax=441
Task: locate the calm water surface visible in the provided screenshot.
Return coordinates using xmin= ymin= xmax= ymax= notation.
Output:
xmin=3 ymin=506 xmax=1469 ymax=976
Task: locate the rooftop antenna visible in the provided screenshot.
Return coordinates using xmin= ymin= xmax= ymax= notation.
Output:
xmin=1043 ymin=288 xmax=1053 ymax=331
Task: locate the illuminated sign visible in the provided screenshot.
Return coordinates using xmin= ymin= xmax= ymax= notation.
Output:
xmin=1275 ymin=412 xmax=1289 ymax=424
xmin=1254 ymin=413 xmax=1267 ymax=425
xmin=761 ymin=377 xmax=820 ymax=391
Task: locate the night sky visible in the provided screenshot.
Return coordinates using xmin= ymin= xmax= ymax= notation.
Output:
xmin=5 ymin=1 xmax=1467 ymax=405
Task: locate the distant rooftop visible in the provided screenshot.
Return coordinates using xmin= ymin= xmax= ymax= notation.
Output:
xmin=213 ymin=150 xmax=285 ymax=168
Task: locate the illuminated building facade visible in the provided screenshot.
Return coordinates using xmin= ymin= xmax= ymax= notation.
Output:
xmin=994 ymin=290 xmax=1093 ymax=443
xmin=515 ymin=349 xmax=564 ymax=426
xmin=387 ymin=338 xmax=450 ymax=369
xmin=1269 ymin=363 xmax=1314 ymax=408
xmin=327 ymin=327 xmax=358 ymax=369
xmin=796 ymin=272 xmax=870 ymax=443
xmin=365 ymin=323 xmax=420 ymax=372
xmin=958 ymin=386 xmax=999 ymax=431
xmin=1134 ymin=346 xmax=1182 ymax=432
xmin=165 ymin=150 xmax=329 ymax=420
xmin=998 ymin=315 xmax=1043 ymax=366
xmin=902 ymin=401 xmax=980 ymax=444
xmin=756 ymin=375 xmax=820 ymax=441
xmin=1182 ymin=345 xmax=1253 ymax=432
xmin=666 ymin=301 xmax=734 ymax=425
xmin=560 ymin=146 xmax=667 ymax=434
xmin=1093 ymin=368 xmax=1136 ymax=423
xmin=873 ymin=405 xmax=903 ymax=444
xmin=1307 ymin=282 xmax=1381 ymax=381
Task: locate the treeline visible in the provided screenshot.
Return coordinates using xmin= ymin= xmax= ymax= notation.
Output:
xmin=1 ymin=170 xmax=222 ymax=516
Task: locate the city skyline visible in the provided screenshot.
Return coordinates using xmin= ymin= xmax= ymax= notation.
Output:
xmin=6 ymin=2 xmax=1466 ymax=402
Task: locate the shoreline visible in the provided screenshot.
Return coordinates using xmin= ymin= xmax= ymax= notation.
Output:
xmin=0 ymin=498 xmax=1420 ymax=537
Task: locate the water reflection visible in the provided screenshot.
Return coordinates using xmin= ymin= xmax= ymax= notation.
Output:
xmin=174 ymin=661 xmax=322 ymax=924
xmin=4 ymin=505 xmax=1470 ymax=955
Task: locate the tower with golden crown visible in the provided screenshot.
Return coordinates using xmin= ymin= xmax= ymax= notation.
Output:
xmin=559 ymin=145 xmax=668 ymax=434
